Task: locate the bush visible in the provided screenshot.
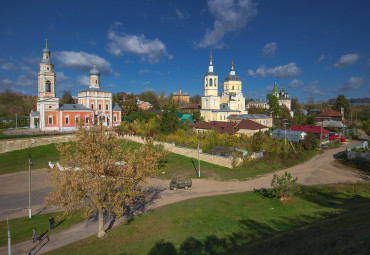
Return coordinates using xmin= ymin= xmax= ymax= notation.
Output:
xmin=270 ymin=172 xmax=301 ymax=200
xmin=300 ymin=134 xmax=318 ymax=150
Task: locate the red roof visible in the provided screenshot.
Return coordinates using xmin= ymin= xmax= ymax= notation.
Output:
xmin=290 ymin=125 xmax=329 ymax=134
xmin=193 ymin=120 xmax=268 ymax=135
xmin=182 ymin=104 xmax=201 ymax=110
xmin=317 ymin=110 xmax=342 ymax=117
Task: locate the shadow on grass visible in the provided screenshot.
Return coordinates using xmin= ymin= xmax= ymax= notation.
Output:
xmin=148 ymin=184 xmax=370 ymax=255
xmin=54 ymin=219 xmax=65 ymax=228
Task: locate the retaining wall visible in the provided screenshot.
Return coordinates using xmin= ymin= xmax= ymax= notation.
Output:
xmin=0 ymin=135 xmax=75 ymax=154
xmin=120 ymin=134 xmax=242 ymax=168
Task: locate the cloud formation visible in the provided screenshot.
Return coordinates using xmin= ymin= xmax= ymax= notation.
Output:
xmin=317 ymin=54 xmax=325 ymax=63
xmin=302 ymin=80 xmax=323 ymax=96
xmin=54 ymin=51 xmax=112 ymax=75
xmin=197 ymin=0 xmax=257 ymax=48
xmin=335 ymin=77 xmax=364 ymax=92
xmin=76 ymin=75 xmax=90 ymax=87
xmin=1 ymin=62 xmax=17 ymax=71
xmin=334 ymin=54 xmax=360 ymax=68
xmin=0 ymin=66 xmax=37 ymax=93
xmin=107 ymin=23 xmax=172 ymax=63
xmin=262 ymin=42 xmax=278 ymax=57
xmin=248 ymin=62 xmax=301 ymax=78
xmin=286 ymin=79 xmax=304 ymax=89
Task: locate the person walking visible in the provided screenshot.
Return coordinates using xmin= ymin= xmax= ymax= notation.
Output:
xmin=49 ymin=216 xmax=55 ymax=230
xmin=32 ymin=228 xmax=37 ymax=243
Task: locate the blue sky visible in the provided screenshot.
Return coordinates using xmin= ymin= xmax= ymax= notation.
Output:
xmin=0 ymin=0 xmax=369 ymax=103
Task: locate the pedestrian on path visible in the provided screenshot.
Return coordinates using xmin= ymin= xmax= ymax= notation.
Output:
xmin=32 ymin=228 xmax=37 ymax=243
xmin=49 ymin=216 xmax=55 ymax=230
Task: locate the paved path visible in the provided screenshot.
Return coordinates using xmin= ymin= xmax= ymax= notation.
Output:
xmin=1 ymin=141 xmax=368 ymax=255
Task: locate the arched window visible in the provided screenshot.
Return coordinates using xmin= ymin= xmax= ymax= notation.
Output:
xmin=85 ymin=115 xmax=90 ymax=124
xmin=106 ymin=103 xmax=109 ymax=111
xmin=114 ymin=114 xmax=117 ymax=122
xmin=99 ymin=103 xmax=102 ymax=110
xmin=206 ymin=79 xmax=208 ymax=86
xmin=48 ymin=115 xmax=53 ymax=125
xmin=209 ymin=78 xmax=213 ymax=86
xmin=232 ymin=86 xmax=234 ymax=90
xmin=96 ymin=79 xmax=98 ymax=84
xmin=65 ymin=115 xmax=69 ymax=125
xmin=75 ymin=114 xmax=80 ymax=124
xmin=46 ymin=81 xmax=51 ymax=92
xmin=214 ymin=79 xmax=217 ymax=86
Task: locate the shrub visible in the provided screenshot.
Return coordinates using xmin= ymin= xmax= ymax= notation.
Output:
xmin=270 ymin=172 xmax=301 ymax=200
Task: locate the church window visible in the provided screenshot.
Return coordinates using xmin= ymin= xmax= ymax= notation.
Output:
xmin=232 ymin=86 xmax=234 ymax=90
xmin=85 ymin=115 xmax=90 ymax=124
xmin=99 ymin=103 xmax=102 ymax=110
xmin=213 ymin=100 xmax=217 ymax=107
xmin=75 ymin=114 xmax=80 ymax=124
xmin=46 ymin=81 xmax=51 ymax=92
xmin=226 ymin=86 xmax=228 ymax=90
xmin=65 ymin=115 xmax=69 ymax=125
xmin=91 ymin=103 xmax=94 ymax=109
xmin=209 ymin=78 xmax=213 ymax=86
xmin=215 ymin=79 xmax=217 ymax=86
xmin=48 ymin=115 xmax=53 ymax=125
xmin=96 ymin=79 xmax=98 ymax=84
xmin=206 ymin=79 xmax=208 ymax=86
xmin=49 ymin=106 xmax=52 ymax=109
xmin=106 ymin=103 xmax=109 ymax=111
xmin=114 ymin=114 xmax=117 ymax=122
xmin=204 ymin=99 xmax=208 ymax=107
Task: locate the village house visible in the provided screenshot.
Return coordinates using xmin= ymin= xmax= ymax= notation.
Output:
xmin=271 ymin=129 xmax=307 ymax=143
xmin=173 ymin=88 xmax=190 ymax=105
xmin=193 ymin=119 xmax=268 ymax=136
xmin=290 ymin=125 xmax=329 ymax=141
xmin=227 ymin=114 xmax=273 ymax=128
xmin=137 ymin=100 xmax=153 ymax=111
xmin=316 ymin=109 xmax=344 ymax=122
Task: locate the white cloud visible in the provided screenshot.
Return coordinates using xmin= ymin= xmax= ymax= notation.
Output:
xmin=139 ymin=69 xmax=152 ymax=74
xmin=56 ymin=72 xmax=69 ymax=82
xmin=335 ymin=77 xmax=364 ymax=92
xmin=262 ymin=42 xmax=278 ymax=57
xmin=107 ymin=83 xmax=115 ymax=88
xmin=302 ymin=80 xmax=323 ymax=96
xmin=248 ymin=62 xmax=301 ymax=78
xmin=175 ymin=9 xmax=190 ymax=20
xmin=0 ymin=66 xmax=37 ymax=92
xmin=54 ymin=51 xmax=112 ymax=75
xmin=246 ymin=91 xmax=257 ymax=96
xmin=114 ymin=72 xmax=120 ymax=78
xmin=317 ymin=54 xmax=325 ymax=63
xmin=367 ymin=58 xmax=370 ymax=66
xmin=142 ymin=81 xmax=151 ymax=85
xmin=286 ymin=79 xmax=304 ymax=89
xmin=1 ymin=62 xmax=17 ymax=71
xmin=197 ymin=0 xmax=257 ymax=48
xmin=22 ymin=56 xmax=40 ymax=66
xmin=263 ymin=85 xmax=274 ymax=93
xmin=334 ymin=54 xmax=360 ymax=68
xmin=76 ymin=75 xmax=90 ymax=87
xmin=107 ymin=23 xmax=172 ymax=63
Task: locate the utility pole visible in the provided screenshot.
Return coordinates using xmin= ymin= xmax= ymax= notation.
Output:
xmin=28 ymin=140 xmax=36 ymax=218
xmin=320 ymin=126 xmax=322 ymax=149
xmin=197 ymin=142 xmax=200 ymax=178
xmin=7 ymin=218 xmax=11 ymax=255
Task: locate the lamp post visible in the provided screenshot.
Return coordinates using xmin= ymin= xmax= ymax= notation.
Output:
xmin=28 ymin=140 xmax=36 ymax=218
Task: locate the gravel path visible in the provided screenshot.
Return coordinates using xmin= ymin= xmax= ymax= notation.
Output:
xmin=1 ymin=140 xmax=368 ymax=255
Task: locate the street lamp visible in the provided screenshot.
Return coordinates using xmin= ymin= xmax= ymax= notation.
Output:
xmin=28 ymin=140 xmax=36 ymax=218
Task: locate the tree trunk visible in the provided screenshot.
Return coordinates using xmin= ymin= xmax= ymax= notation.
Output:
xmin=97 ymin=210 xmax=105 ymax=238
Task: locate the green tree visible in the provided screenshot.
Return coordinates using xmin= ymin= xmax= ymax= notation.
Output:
xmin=189 ymin=95 xmax=201 ymax=105
xmin=60 ymin=91 xmax=75 ymax=104
xmin=139 ymin=90 xmax=160 ymax=109
xmin=305 ymin=115 xmax=316 ymax=125
xmin=122 ymin=93 xmax=138 ymax=115
xmin=280 ymin=105 xmax=291 ymax=119
xmin=160 ymin=102 xmax=180 ymax=134
xmin=112 ymin=93 xmax=124 ymax=107
xmin=267 ymin=94 xmax=281 ymax=118
xmin=192 ymin=110 xmax=201 ymax=122
xmin=333 ymin=94 xmax=350 ymax=118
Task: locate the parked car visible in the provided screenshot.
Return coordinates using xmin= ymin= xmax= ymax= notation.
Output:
xmin=340 ymin=137 xmax=346 ymax=142
xmin=170 ymin=179 xmax=192 ymax=190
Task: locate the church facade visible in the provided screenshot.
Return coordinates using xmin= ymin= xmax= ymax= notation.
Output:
xmin=30 ymin=42 xmax=121 ymax=131
xmin=272 ymin=81 xmax=291 ymax=111
xmin=200 ymin=54 xmax=247 ymax=122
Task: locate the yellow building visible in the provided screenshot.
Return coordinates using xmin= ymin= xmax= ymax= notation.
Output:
xmin=201 ymin=54 xmax=247 ymax=122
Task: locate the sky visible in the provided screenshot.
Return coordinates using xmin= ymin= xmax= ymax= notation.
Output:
xmin=0 ymin=0 xmax=369 ymax=103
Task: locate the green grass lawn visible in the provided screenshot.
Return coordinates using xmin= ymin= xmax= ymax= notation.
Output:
xmin=0 ymin=212 xmax=84 ymax=247
xmin=0 ymin=140 xmax=318 ymax=181
xmin=159 ymin=149 xmax=318 ymax=181
xmin=43 ymin=182 xmax=370 ymax=255
xmin=0 ymin=143 xmax=59 ymax=174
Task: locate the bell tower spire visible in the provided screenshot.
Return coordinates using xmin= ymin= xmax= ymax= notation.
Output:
xmin=38 ymin=39 xmax=56 ymax=98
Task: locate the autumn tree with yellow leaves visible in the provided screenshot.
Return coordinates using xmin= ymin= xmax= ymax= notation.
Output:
xmin=45 ymin=124 xmax=167 ymax=237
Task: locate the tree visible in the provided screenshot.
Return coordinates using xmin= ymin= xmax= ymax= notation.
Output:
xmin=189 ymin=95 xmax=201 ymax=105
xmin=291 ymin=97 xmax=299 ymax=112
xmin=45 ymin=125 xmax=166 ymax=237
xmin=280 ymin=105 xmax=291 ymax=119
xmin=112 ymin=93 xmax=123 ymax=107
xmin=333 ymin=94 xmax=350 ymax=119
xmin=192 ymin=110 xmax=201 ymax=122
xmin=267 ymin=94 xmax=281 ymax=118
xmin=122 ymin=93 xmax=138 ymax=115
xmin=160 ymin=102 xmax=180 ymax=134
xmin=59 ymin=91 xmax=75 ymax=104
xmin=139 ymin=90 xmax=160 ymax=109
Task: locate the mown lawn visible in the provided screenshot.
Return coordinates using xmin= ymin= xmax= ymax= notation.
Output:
xmin=0 ymin=212 xmax=84 ymax=247
xmin=0 ymin=140 xmax=318 ymax=181
xmin=44 ymin=182 xmax=370 ymax=255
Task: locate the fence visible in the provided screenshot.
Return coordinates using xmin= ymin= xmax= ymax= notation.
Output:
xmin=346 ymin=142 xmax=370 ymax=161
